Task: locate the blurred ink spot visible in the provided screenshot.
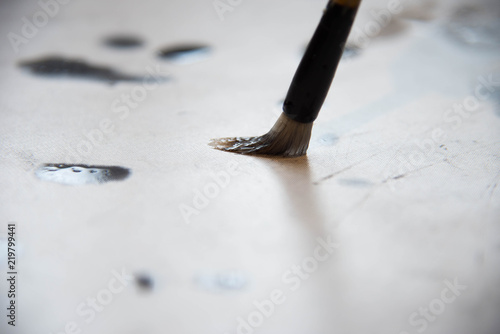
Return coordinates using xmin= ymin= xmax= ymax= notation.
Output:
xmin=399 ymin=0 xmax=437 ymax=21
xmin=341 ymin=44 xmax=361 ymax=60
xmin=378 ymin=19 xmax=409 ymax=38
xmin=316 ymin=133 xmax=339 ymax=146
xmin=157 ymin=44 xmax=211 ymax=64
xmin=104 ymin=35 xmax=143 ymax=49
xmin=195 ymin=270 xmax=248 ymax=293
xmin=135 ymin=273 xmax=154 ymax=292
xmin=18 ymin=56 xmax=162 ymax=83
xmin=446 ymin=4 xmax=500 ymax=48
xmin=338 ymin=178 xmax=373 ymax=187
xmin=35 ymin=164 xmax=130 ymax=185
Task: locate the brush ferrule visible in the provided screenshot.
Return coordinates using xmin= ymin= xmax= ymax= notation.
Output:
xmin=283 ymin=0 xmax=360 ymax=123
xmin=331 ymin=0 xmax=361 ymax=8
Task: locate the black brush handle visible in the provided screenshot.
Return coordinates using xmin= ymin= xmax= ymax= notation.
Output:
xmin=283 ymin=0 xmax=361 ymax=123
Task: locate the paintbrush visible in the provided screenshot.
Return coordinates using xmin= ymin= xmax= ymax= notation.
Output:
xmin=211 ymin=0 xmax=362 ymax=157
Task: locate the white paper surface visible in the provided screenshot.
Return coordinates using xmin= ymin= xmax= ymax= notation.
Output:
xmin=1 ymin=0 xmax=499 ymax=333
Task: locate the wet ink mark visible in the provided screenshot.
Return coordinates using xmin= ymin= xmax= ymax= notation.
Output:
xmin=19 ymin=56 xmax=148 ymax=83
xmin=35 ymin=164 xmax=130 ymax=185
xmin=157 ymin=44 xmax=211 ymax=64
xmin=104 ymin=35 xmax=144 ymax=49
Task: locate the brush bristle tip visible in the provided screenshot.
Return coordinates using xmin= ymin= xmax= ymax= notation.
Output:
xmin=210 ymin=113 xmax=313 ymax=157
